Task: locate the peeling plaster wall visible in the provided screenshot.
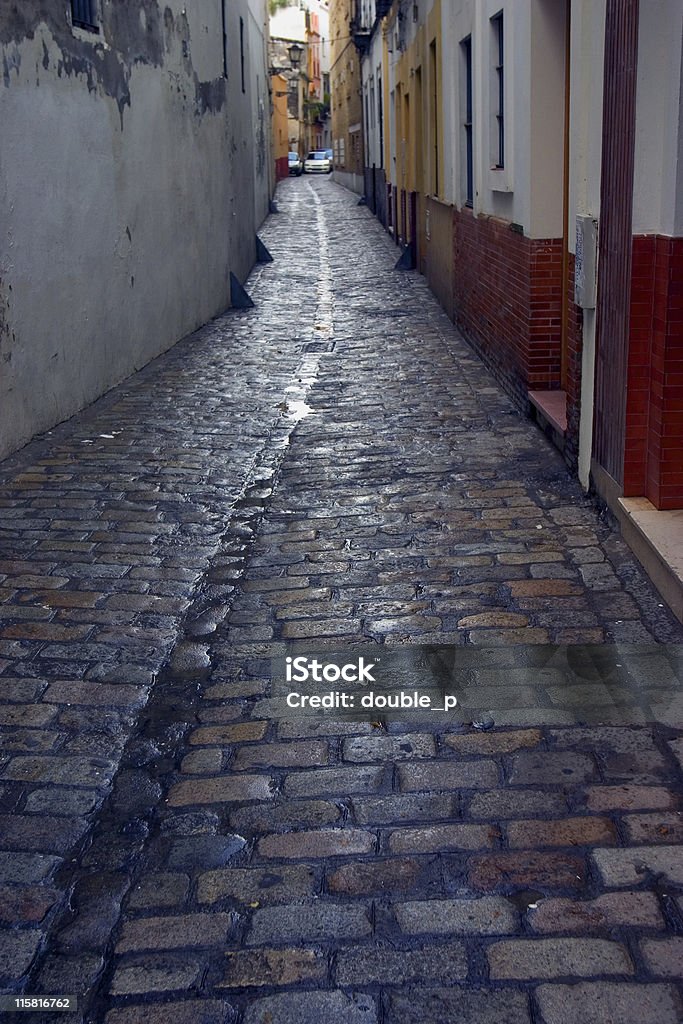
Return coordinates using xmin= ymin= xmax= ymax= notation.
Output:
xmin=0 ymin=0 xmax=271 ymax=460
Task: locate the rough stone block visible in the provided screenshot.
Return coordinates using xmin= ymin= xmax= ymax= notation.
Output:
xmin=167 ymin=774 xmax=275 ymax=806
xmin=198 ymin=865 xmax=318 ymax=905
xmin=506 ymin=817 xmax=616 ymax=848
xmin=342 ymin=733 xmax=436 ymax=762
xmin=527 ymin=891 xmax=663 ymax=933
xmin=257 ymin=828 xmax=375 ymax=859
xmin=468 ymin=851 xmax=586 ymax=892
xmin=583 ymin=785 xmax=678 ymax=812
xmin=328 ymin=858 xmax=425 ymax=896
xmin=351 ymin=793 xmax=455 ymax=825
xmin=640 ymin=937 xmax=683 ymax=977
xmin=388 ymin=823 xmax=497 ymax=854
xmin=335 ymin=941 xmax=467 ymax=985
xmin=534 ymin=982 xmax=682 ymax=1024
xmin=443 ymin=729 xmax=541 ymax=755
xmin=591 ymin=846 xmax=683 ymax=886
xmin=115 ymin=913 xmax=234 ymax=952
xmin=386 ymin=988 xmax=531 ymax=1024
xmin=219 ymin=947 xmax=326 ymax=988
xmin=488 ymin=938 xmax=633 ymax=979
xmin=284 ymin=766 xmax=386 ymax=798
xmin=243 ymin=991 xmax=376 ymax=1024
xmin=247 ymin=904 xmax=372 ymax=945
xmin=398 ymin=760 xmax=498 ymax=792
xmin=509 ymin=751 xmax=596 ymax=786
xmin=395 ymin=896 xmax=517 ymax=935
xmin=233 ymin=741 xmax=329 ymax=770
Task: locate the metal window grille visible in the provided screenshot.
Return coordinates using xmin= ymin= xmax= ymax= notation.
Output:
xmin=462 ymin=35 xmax=473 ymax=206
xmin=221 ymin=0 xmax=228 ymax=79
xmin=71 ymin=0 xmax=98 ymax=31
xmin=378 ymin=75 xmax=384 ymax=169
xmin=240 ymin=17 xmax=245 ymax=94
xmin=492 ymin=12 xmax=504 ymax=168
xmin=430 ymin=39 xmax=439 ymax=196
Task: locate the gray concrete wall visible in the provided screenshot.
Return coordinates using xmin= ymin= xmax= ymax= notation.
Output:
xmin=0 ymin=0 xmax=271 ymax=460
xmin=333 ymin=169 xmax=364 ymax=195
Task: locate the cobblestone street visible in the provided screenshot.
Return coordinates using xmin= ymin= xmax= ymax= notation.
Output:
xmin=1 ymin=178 xmax=683 ymax=1023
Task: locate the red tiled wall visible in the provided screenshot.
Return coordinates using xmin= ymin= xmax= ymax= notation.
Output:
xmin=624 ymin=235 xmax=683 ymax=510
xmin=275 ymin=156 xmax=289 ymax=182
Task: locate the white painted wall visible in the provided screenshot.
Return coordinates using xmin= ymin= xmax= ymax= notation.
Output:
xmin=442 ymin=1 xmax=566 ymax=238
xmin=529 ymin=0 xmax=566 ymax=239
xmin=442 ymin=2 xmax=474 ymax=205
xmin=632 ymin=0 xmax=683 ymax=236
xmin=248 ymin=0 xmax=273 ymax=229
xmin=0 ymin=0 xmax=271 ymax=460
xmin=361 ymin=8 xmax=386 ymax=170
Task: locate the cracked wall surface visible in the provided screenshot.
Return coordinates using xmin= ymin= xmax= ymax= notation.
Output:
xmin=0 ymin=0 xmax=271 ymax=460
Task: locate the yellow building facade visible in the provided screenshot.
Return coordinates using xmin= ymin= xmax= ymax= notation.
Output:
xmin=330 ymin=0 xmax=364 ymax=193
xmin=271 ymin=72 xmax=290 ymax=181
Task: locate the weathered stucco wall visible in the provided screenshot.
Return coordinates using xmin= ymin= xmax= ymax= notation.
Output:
xmin=0 ymin=0 xmax=271 ymax=460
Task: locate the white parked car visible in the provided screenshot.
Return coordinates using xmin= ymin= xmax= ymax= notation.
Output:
xmin=303 ymin=151 xmax=332 ymax=174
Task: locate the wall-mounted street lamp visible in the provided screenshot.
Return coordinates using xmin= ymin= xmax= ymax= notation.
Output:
xmin=287 ymin=41 xmax=304 ymax=68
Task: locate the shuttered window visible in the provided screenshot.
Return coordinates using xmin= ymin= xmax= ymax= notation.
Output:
xmin=71 ymin=0 xmax=98 ymax=32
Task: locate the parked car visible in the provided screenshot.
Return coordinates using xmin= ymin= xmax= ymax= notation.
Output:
xmin=324 ymin=149 xmax=334 ymax=168
xmin=303 ymin=151 xmax=332 ymax=174
xmin=288 ymin=152 xmax=302 ymax=176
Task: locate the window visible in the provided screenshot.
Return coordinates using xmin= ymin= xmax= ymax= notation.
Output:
xmin=461 ymin=35 xmax=473 ymax=205
xmin=240 ymin=17 xmax=245 ymax=94
xmin=71 ymin=0 xmax=98 ymax=32
xmin=491 ymin=11 xmax=504 ymax=168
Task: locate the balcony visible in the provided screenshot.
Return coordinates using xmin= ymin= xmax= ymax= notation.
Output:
xmin=350 ymin=18 xmax=371 ymax=54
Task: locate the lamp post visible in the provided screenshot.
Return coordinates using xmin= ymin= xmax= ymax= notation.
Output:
xmin=285 ymin=42 xmax=305 ymax=157
xmin=269 ymin=40 xmax=306 ymax=156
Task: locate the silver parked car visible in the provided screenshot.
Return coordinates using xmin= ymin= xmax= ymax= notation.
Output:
xmin=288 ymin=152 xmax=302 ymax=176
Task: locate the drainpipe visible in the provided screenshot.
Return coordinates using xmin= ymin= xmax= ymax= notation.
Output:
xmin=560 ymin=0 xmax=572 ymax=392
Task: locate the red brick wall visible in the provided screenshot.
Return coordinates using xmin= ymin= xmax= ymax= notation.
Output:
xmin=529 ymin=239 xmax=564 ymax=388
xmin=624 ymin=235 xmax=683 ymax=509
xmin=452 ymin=208 xmax=564 ymax=413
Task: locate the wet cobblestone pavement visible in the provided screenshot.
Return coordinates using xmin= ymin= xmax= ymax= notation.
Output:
xmin=1 ymin=178 xmax=682 ymax=1023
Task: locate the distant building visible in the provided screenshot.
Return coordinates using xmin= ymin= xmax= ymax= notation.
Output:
xmin=0 ymin=0 xmax=273 ymax=461
xmin=270 ymin=0 xmax=331 ymax=155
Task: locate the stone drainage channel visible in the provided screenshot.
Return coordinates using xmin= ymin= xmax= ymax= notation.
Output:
xmin=19 ymin=189 xmax=336 ymax=1023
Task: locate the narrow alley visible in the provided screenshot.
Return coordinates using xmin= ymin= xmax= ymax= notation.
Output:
xmin=1 ymin=179 xmax=682 ymax=1024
